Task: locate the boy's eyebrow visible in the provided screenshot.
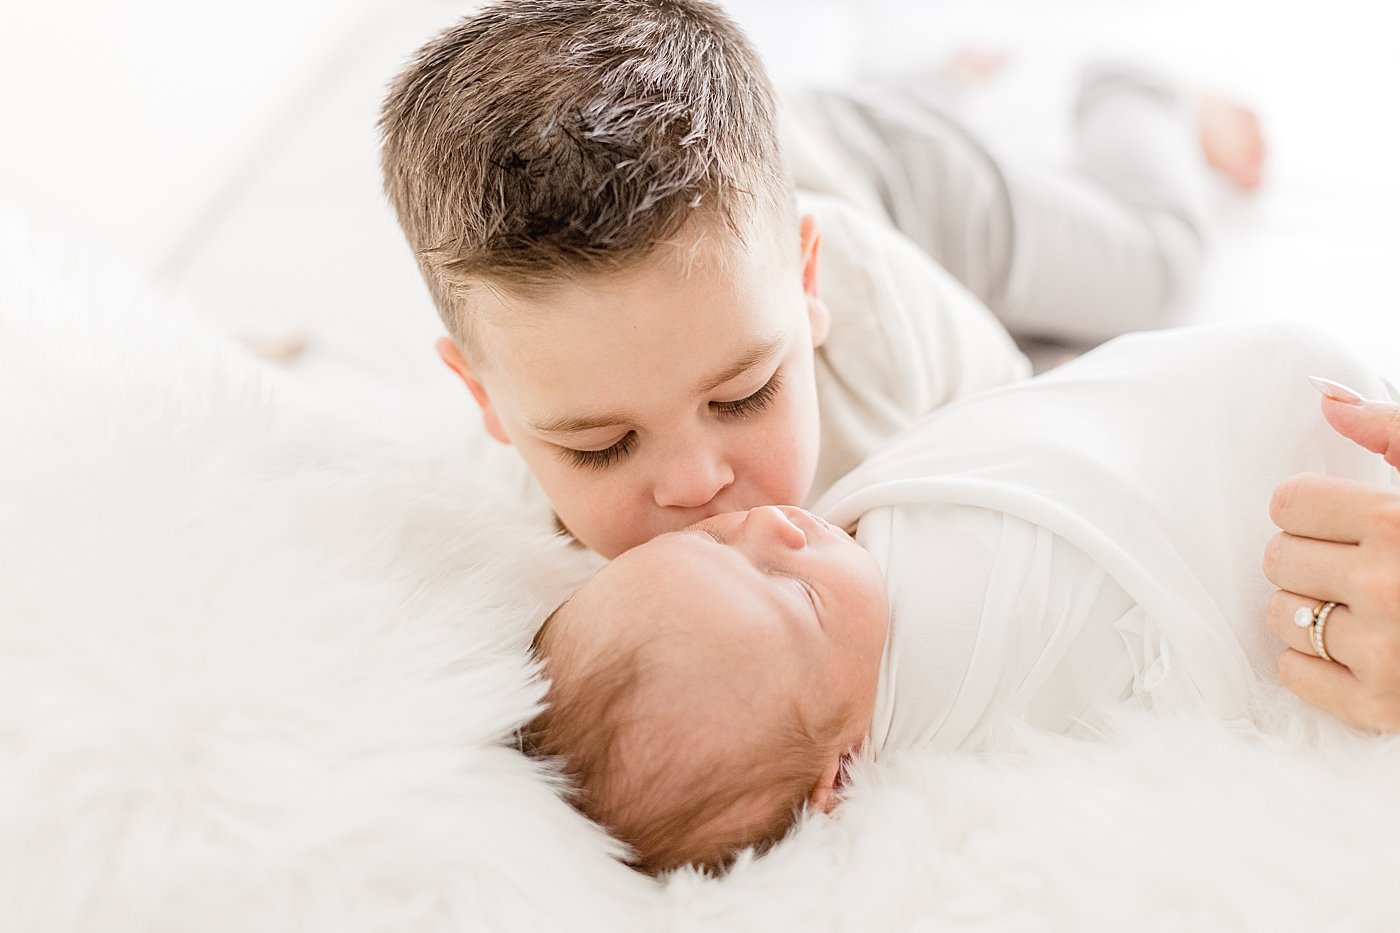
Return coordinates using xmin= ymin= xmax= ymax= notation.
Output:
xmin=528 ymin=335 xmax=787 ymax=435
xmin=531 ymin=409 xmax=633 ymax=435
xmin=693 ymin=334 xmax=786 ymax=395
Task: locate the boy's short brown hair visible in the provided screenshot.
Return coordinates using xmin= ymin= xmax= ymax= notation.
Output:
xmin=378 ymin=0 xmax=793 ymax=348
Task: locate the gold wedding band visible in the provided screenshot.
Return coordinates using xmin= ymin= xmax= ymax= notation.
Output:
xmin=1311 ymin=601 xmax=1338 ymax=663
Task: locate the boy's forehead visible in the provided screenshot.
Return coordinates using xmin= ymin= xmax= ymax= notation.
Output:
xmin=473 ymin=237 xmax=803 ymax=414
xmin=472 ymin=211 xmax=799 ymax=347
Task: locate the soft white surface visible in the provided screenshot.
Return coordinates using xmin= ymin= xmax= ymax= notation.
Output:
xmin=0 ymin=218 xmax=644 ymax=932
xmin=6 ymin=215 xmax=1400 ymax=932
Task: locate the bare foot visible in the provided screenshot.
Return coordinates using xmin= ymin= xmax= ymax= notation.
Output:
xmin=242 ymin=331 xmax=310 ymax=363
xmin=941 ymin=48 xmax=1010 ymax=89
xmin=1197 ymin=93 xmax=1266 ymax=191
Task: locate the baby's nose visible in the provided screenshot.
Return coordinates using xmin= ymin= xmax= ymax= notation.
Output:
xmin=744 ymin=505 xmax=807 ymax=549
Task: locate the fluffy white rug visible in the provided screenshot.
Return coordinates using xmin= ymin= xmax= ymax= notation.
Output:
xmin=0 ymin=218 xmax=647 ymax=932
xmin=4 ymin=216 xmax=1400 ymax=932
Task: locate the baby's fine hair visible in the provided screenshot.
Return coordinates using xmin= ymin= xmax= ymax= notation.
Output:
xmin=378 ymin=0 xmax=792 ymax=348
xmin=523 ymin=603 xmax=835 ymax=875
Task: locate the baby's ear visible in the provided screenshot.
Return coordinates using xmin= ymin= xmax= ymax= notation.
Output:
xmin=807 ymin=754 xmax=844 ymax=813
xmin=435 ymin=336 xmax=510 ymax=445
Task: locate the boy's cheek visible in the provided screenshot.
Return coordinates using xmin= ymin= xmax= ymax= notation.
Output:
xmin=528 ymin=461 xmax=637 ymax=551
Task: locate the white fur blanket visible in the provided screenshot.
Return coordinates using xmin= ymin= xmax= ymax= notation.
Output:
xmin=4 ymin=218 xmax=1400 ymax=931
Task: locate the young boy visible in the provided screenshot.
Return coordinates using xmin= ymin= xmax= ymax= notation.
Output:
xmin=377 ymin=0 xmax=1250 ymax=558
xmin=523 ymin=322 xmax=1398 ymax=875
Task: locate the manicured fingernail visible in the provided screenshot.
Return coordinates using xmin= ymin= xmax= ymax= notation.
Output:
xmin=1308 ymin=376 xmax=1363 ymax=404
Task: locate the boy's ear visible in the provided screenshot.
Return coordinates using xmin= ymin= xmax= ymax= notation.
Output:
xmin=435 ymin=336 xmax=511 ymax=445
xmin=807 ymin=753 xmax=844 ymax=814
xmin=798 ymin=213 xmax=830 ymax=349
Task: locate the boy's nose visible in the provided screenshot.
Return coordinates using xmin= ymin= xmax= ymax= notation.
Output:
xmin=742 ymin=505 xmax=807 ymax=550
xmin=651 ymin=446 xmax=734 ymax=511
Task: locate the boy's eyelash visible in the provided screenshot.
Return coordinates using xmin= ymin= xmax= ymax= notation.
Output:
xmin=557 ymin=370 xmax=781 ymax=471
xmin=559 ymin=431 xmax=637 ymax=471
xmin=712 ymin=371 xmax=783 ymax=419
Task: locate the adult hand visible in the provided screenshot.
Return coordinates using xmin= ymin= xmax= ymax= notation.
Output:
xmin=1264 ymin=378 xmax=1400 ymax=731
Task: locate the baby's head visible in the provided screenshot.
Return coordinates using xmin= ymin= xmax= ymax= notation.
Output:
xmin=380 ymin=1 xmax=831 ymax=558
xmin=525 ymin=506 xmax=888 ymax=874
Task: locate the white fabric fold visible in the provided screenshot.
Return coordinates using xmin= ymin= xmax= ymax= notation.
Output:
xmin=815 ymin=322 xmax=1398 ymax=753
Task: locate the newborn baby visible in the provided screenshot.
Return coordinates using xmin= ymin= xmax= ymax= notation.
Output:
xmin=526 ymin=504 xmax=889 ymax=874
xmin=525 ymin=323 xmax=1398 ymax=875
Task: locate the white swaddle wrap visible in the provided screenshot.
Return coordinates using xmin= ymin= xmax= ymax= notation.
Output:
xmin=815 ymin=323 xmax=1398 ymax=755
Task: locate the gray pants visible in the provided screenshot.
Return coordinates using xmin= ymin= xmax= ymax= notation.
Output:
xmin=783 ymin=65 xmax=1209 ymax=345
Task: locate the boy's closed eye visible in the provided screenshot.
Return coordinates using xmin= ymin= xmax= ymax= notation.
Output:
xmin=559 ymin=431 xmax=638 ymax=470
xmin=711 ymin=369 xmax=783 ymax=420
xmin=556 ymin=369 xmax=786 ymax=471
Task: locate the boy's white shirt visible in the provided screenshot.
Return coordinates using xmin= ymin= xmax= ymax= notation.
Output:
xmin=496 ymin=194 xmax=1031 ymax=524
xmin=802 ymin=191 xmax=1030 ymax=501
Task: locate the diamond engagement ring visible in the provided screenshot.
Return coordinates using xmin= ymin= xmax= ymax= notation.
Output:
xmin=1311 ymin=601 xmax=1338 ymax=662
